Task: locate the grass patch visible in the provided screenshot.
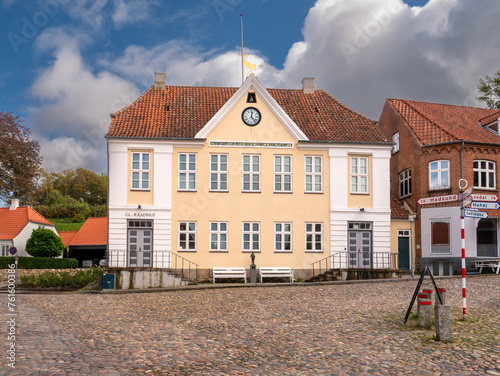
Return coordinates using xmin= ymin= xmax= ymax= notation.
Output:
xmin=49 ymin=218 xmax=85 ymax=232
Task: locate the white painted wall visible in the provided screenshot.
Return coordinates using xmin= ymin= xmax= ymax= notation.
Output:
xmin=13 ymin=223 xmax=58 ymax=257
xmin=108 ymin=139 xmax=174 ymax=267
xmin=420 ymin=206 xmax=480 ymax=258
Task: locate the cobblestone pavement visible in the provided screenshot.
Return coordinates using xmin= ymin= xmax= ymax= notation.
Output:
xmin=1 ymin=275 xmax=500 ymax=375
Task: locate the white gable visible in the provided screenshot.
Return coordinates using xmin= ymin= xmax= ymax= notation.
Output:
xmin=195 ymin=74 xmax=308 ymax=141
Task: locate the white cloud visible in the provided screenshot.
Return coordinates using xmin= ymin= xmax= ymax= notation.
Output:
xmin=112 ymin=0 xmax=159 ymax=28
xmin=28 ymin=29 xmax=140 ymax=172
xmin=64 ymin=0 xmax=108 ymax=31
xmin=104 ymin=40 xmax=276 ymax=88
xmin=273 ymin=0 xmax=500 ymax=119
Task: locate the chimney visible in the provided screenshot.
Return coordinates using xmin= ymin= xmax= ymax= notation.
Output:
xmin=301 ymin=77 xmax=315 ymax=94
xmin=154 ymin=72 xmax=166 ymax=89
xmin=10 ymin=199 xmax=19 ymax=211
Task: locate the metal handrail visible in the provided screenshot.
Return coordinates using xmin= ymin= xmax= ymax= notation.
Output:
xmin=170 ymin=251 xmax=199 ymax=281
xmin=312 ymin=251 xmax=400 ymax=277
xmin=106 ymin=250 xmax=199 ymax=281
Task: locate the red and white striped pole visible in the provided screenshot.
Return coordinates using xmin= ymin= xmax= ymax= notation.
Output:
xmin=458 ymin=178 xmax=468 ymax=321
xmin=461 ymin=211 xmax=466 ymax=320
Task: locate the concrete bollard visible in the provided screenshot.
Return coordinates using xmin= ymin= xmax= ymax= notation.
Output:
xmin=417 ymin=293 xmax=429 ymax=317
xmin=418 ymin=300 xmax=433 ymax=329
xmin=435 ymin=288 xmax=447 ymax=305
xmin=435 ymin=305 xmax=452 ymax=342
xmin=422 ymin=289 xmax=433 ymax=299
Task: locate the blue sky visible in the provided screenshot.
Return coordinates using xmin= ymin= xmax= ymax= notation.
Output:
xmin=1 ymin=0 xmax=499 ymax=174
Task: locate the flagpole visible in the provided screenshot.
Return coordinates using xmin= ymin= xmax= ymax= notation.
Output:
xmin=240 ymin=14 xmax=244 ymax=84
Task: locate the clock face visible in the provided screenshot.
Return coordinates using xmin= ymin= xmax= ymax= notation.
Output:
xmin=242 ymin=107 xmax=261 ymax=126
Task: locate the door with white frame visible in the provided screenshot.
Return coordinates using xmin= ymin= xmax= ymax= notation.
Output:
xmin=348 ymin=222 xmax=372 ymax=268
xmin=128 ymin=220 xmax=153 ymax=267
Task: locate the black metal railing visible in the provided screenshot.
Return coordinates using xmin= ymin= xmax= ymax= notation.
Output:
xmin=312 ymin=251 xmax=400 ymax=278
xmin=106 ymin=250 xmax=199 ymax=281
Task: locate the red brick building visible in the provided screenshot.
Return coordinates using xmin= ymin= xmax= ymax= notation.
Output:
xmin=378 ymin=99 xmax=500 ymax=275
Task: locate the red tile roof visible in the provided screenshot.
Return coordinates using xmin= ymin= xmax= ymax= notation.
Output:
xmin=106 ymin=85 xmax=390 ymax=144
xmin=70 ymin=217 xmax=107 ymax=246
xmin=391 ymin=196 xmax=410 ymax=219
xmin=58 ymin=231 xmax=78 ymax=247
xmin=0 ymin=206 xmax=54 ymax=240
xmin=388 ymin=99 xmax=500 ymax=146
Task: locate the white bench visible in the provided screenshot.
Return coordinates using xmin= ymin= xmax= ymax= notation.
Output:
xmin=475 ymin=260 xmax=500 ymax=274
xmin=212 ymin=267 xmax=247 ymax=283
xmin=259 ymin=267 xmax=294 ymax=283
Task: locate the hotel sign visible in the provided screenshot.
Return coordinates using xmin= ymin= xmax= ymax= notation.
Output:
xmin=209 ymin=141 xmax=293 ymax=148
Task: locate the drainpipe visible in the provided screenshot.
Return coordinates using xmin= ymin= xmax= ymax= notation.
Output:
xmin=460 ymin=140 xmax=464 ymax=179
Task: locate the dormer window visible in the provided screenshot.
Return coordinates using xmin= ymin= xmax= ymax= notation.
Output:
xmin=485 ymin=121 xmax=499 ymax=134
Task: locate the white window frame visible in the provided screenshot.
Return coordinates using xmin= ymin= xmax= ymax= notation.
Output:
xmin=1 ymin=244 xmax=11 ymax=257
xmin=178 ymin=153 xmax=197 ymax=191
xmin=429 ymin=160 xmax=450 ymax=190
xmin=274 ymin=222 xmax=292 ymax=252
xmin=274 ymin=155 xmax=292 ymax=192
xmin=210 ymin=222 xmax=228 ymax=252
xmin=399 ymin=169 xmax=412 ymax=198
xmin=242 ymin=155 xmax=260 ymax=192
xmin=392 ymin=132 xmax=399 ymax=154
xmin=430 ymin=218 xmax=451 ymax=255
xmin=305 ymin=156 xmax=323 ymax=193
xmin=131 ymin=152 xmax=150 ymax=190
xmin=305 ymin=222 xmax=323 ymax=252
xmin=350 ymin=156 xmax=369 ymax=194
xmin=473 ymin=160 xmax=496 ymax=189
xmin=242 ymin=222 xmax=260 ymax=252
xmin=210 ymin=154 xmax=228 ymax=191
xmin=178 ymin=221 xmax=196 ymax=252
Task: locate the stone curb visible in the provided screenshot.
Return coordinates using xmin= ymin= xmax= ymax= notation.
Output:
xmin=1 ymin=273 xmax=494 ymax=295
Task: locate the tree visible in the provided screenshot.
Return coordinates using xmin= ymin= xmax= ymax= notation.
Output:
xmin=25 ymin=228 xmax=64 ymax=258
xmin=477 ymin=70 xmax=500 ymax=109
xmin=0 ymin=112 xmax=41 ymax=204
xmin=71 ymin=168 xmax=107 ymax=205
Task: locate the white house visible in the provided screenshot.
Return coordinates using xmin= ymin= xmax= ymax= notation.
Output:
xmin=0 ymin=199 xmax=58 ymax=257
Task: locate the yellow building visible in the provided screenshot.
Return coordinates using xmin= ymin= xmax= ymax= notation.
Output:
xmin=106 ymin=74 xmax=393 ymax=279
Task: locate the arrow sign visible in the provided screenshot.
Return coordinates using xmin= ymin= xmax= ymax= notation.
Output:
xmin=463 ymin=196 xmax=473 ymax=207
xmin=463 ymin=186 xmax=473 ymax=198
xmin=471 ymin=194 xmax=499 ymax=202
xmin=470 ymin=201 xmax=500 ymax=210
xmin=464 ymin=209 xmax=489 ymax=219
xmin=417 ymin=194 xmax=459 ymax=205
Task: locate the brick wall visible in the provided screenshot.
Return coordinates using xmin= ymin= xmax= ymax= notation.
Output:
xmin=378 ymin=100 xmax=500 ymax=272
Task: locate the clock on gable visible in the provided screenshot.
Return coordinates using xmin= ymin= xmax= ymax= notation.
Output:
xmin=242 ymin=107 xmax=261 ymax=126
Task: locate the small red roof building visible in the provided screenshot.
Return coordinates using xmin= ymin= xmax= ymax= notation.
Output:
xmin=69 ymin=217 xmax=107 ymax=247
xmin=0 ymin=199 xmax=57 ymax=257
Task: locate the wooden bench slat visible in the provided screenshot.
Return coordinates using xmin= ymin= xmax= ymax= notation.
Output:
xmin=213 ymin=267 xmax=247 ymax=283
xmin=259 ymin=267 xmax=294 ymax=283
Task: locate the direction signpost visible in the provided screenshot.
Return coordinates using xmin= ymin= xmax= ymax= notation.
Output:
xmin=469 ymin=201 xmax=500 ymax=210
xmin=464 ymin=209 xmax=489 ymax=219
xmin=417 ymin=194 xmax=458 ymax=205
xmin=416 ymin=179 xmax=500 ymax=321
xmin=471 ymin=194 xmax=499 ymax=202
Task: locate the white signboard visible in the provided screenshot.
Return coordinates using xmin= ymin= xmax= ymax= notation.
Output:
xmin=417 ymin=194 xmax=458 ymax=205
xmin=471 ymin=194 xmax=499 ymax=202
xmin=464 ymin=209 xmax=489 ymax=219
xmin=470 ymin=201 xmax=500 ymax=210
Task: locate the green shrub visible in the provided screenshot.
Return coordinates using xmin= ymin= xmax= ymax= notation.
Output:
xmin=20 ymin=267 xmax=104 ymax=288
xmin=0 ymin=257 xmax=78 ymax=269
xmin=25 ymin=228 xmax=65 ymax=258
